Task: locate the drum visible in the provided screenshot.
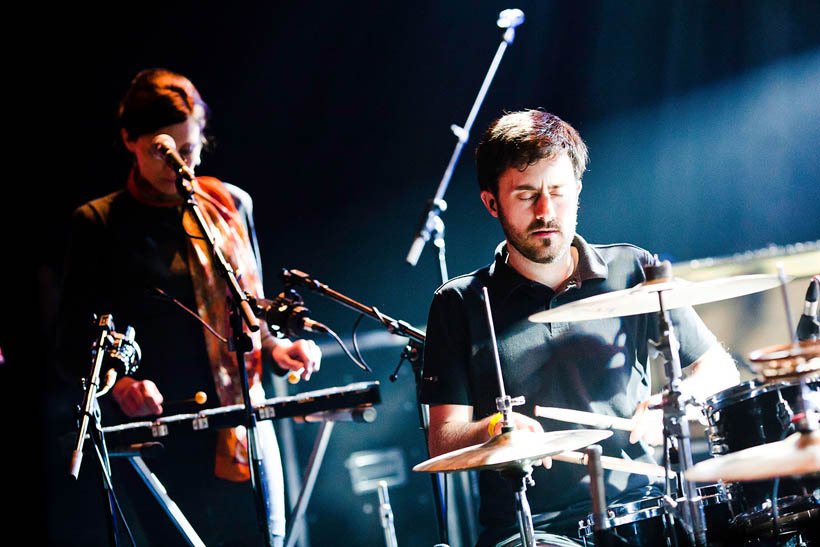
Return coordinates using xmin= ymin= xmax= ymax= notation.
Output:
xmin=703 ymin=377 xmax=820 ymax=542
xmin=577 ymin=485 xmax=732 ymax=546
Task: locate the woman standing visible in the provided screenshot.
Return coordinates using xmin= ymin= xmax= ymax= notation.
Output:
xmin=58 ymin=68 xmax=320 ymax=546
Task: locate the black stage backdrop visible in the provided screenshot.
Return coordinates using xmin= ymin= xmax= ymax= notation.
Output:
xmin=21 ymin=2 xmax=820 ymax=546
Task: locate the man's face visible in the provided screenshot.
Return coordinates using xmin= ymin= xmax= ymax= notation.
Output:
xmin=123 ymin=117 xmax=203 ymax=197
xmin=481 ymin=152 xmax=581 ymax=265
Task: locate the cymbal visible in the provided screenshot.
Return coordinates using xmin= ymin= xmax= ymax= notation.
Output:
xmin=748 ymin=340 xmax=820 ymax=380
xmin=530 ymin=274 xmax=787 ymax=323
xmin=413 ymin=429 xmax=612 ymax=473
xmin=685 ymin=430 xmax=820 ymax=482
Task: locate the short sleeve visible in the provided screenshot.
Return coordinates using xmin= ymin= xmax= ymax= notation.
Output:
xmin=419 ymin=287 xmax=473 ymax=406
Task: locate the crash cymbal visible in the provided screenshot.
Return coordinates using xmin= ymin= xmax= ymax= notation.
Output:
xmin=685 ymin=430 xmax=820 ymax=483
xmin=413 ymin=429 xmax=613 ymax=473
xmin=748 ymin=340 xmax=820 ymax=380
xmin=530 ymin=274 xmax=787 ymax=323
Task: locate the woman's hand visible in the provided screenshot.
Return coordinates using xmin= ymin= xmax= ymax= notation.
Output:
xmin=112 ymin=377 xmax=164 ymax=416
xmin=273 ymin=339 xmax=322 ymax=381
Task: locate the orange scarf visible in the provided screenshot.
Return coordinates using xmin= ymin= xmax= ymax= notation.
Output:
xmin=128 ymin=173 xmax=266 ymax=482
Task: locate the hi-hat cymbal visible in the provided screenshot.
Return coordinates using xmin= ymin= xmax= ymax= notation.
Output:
xmin=530 ymin=274 xmax=787 ymax=324
xmin=748 ymin=340 xmax=820 ymax=380
xmin=685 ymin=430 xmax=820 ymax=483
xmin=413 ymin=429 xmax=612 ymax=473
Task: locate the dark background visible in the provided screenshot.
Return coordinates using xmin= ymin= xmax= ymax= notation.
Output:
xmin=19 ymin=1 xmax=820 ymax=545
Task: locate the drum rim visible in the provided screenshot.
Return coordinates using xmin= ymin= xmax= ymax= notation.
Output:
xmin=703 ymin=378 xmax=815 ymax=411
xmin=579 ymin=496 xmax=665 ymax=534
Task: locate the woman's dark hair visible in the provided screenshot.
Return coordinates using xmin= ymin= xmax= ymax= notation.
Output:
xmin=118 ymin=69 xmax=209 ymax=141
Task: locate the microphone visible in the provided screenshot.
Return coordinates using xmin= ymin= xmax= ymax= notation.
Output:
xmin=262 ymin=289 xmax=323 ymax=339
xmin=92 ymin=326 xmax=141 ymax=390
xmin=796 ymin=277 xmax=819 ymax=341
xmin=152 ymin=134 xmax=196 ymax=187
xmin=497 ymin=8 xmax=525 ymax=29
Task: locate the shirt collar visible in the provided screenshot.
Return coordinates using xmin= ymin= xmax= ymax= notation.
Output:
xmin=488 ymin=234 xmax=608 ymax=300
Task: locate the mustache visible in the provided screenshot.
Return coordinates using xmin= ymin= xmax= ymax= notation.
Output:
xmin=527 ymin=219 xmax=562 ymax=233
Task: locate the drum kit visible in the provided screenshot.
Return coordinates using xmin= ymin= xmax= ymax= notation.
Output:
xmin=413 ymin=267 xmax=820 ymax=546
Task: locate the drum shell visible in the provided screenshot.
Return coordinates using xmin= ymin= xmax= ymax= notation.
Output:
xmin=703 ymin=378 xmax=820 ymax=537
xmin=703 ymin=378 xmax=820 ymax=456
xmin=578 ymin=486 xmax=732 ymax=546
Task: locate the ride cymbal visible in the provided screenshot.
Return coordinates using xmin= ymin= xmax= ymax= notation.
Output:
xmin=530 ymin=274 xmax=787 ymax=324
xmin=685 ymin=430 xmax=820 ymax=483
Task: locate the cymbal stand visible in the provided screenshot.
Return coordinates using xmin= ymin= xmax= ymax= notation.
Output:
xmin=482 ymin=287 xmax=535 ymax=547
xmin=378 ymin=481 xmax=400 ymax=547
xmin=647 ymin=264 xmax=708 ymax=547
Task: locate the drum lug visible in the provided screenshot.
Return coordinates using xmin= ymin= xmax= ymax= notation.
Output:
xmin=710 ymin=443 xmax=729 ymax=455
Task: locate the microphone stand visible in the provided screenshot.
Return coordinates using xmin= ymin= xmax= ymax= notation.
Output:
xmin=278 ymin=269 xmax=453 ymax=543
xmin=405 ymin=9 xmax=525 ymax=272
xmin=175 ymin=176 xmax=276 ymax=547
xmin=404 ymin=12 xmax=524 ymax=540
xmin=69 ymin=314 xmax=125 ymax=546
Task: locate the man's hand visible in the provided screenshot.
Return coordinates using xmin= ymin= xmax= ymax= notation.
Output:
xmin=273 ymin=339 xmax=321 ymax=381
xmin=629 ymin=393 xmax=664 ymax=446
xmin=112 ymin=377 xmax=164 ymax=417
xmin=491 ymin=411 xmax=553 ymax=468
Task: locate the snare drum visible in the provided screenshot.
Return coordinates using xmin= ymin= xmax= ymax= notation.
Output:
xmin=577 ymin=485 xmax=732 ymax=546
xmin=578 ymin=496 xmax=675 ymax=546
xmin=703 ymin=377 xmax=820 ymax=540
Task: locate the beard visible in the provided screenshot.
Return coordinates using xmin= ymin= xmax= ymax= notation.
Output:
xmin=497 ymin=207 xmax=576 ymax=265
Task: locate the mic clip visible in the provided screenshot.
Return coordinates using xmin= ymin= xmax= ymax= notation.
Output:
xmin=254 ymin=289 xmax=314 ymax=339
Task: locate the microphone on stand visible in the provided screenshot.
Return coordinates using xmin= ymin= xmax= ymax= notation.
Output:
xmin=263 ymin=289 xmax=323 ymax=339
xmin=796 ymin=276 xmax=819 ymax=342
xmin=95 ymin=326 xmax=141 ymax=397
xmin=152 ymin=134 xmax=196 ymax=193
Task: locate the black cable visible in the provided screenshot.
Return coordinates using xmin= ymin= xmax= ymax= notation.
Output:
xmin=148 ymin=287 xmax=228 ymax=344
xmin=351 ymin=313 xmax=373 ymax=372
xmin=313 ymin=320 xmax=372 ymax=373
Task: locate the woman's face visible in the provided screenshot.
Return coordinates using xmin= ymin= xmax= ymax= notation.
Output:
xmin=123 ymin=117 xmax=203 ymax=197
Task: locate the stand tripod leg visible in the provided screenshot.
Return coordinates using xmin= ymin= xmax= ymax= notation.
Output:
xmin=377 ymin=481 xmax=399 ymax=547
xmin=284 ymin=421 xmax=335 ymax=547
xmin=129 ymin=456 xmax=205 ymax=547
xmin=513 ymin=488 xmax=535 ymax=547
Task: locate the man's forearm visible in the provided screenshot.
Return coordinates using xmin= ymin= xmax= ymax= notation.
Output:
xmin=680 ymin=344 xmax=740 ymax=403
xmin=429 ymin=416 xmax=494 ymax=457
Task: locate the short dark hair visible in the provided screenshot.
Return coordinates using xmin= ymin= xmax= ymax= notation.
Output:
xmin=118 ymin=68 xmax=209 ymax=141
xmin=475 ymin=110 xmax=588 ymax=195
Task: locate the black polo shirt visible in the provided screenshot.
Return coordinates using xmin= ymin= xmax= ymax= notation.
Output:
xmin=420 ymin=235 xmax=716 ymax=531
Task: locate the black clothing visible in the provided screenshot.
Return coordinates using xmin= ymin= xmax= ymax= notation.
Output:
xmin=420 ymin=236 xmax=716 ymax=540
xmin=57 ymin=188 xmax=285 ymax=546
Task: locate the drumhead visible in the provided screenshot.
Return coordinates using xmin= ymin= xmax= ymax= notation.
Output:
xmin=704 ymin=378 xmax=794 ymax=411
